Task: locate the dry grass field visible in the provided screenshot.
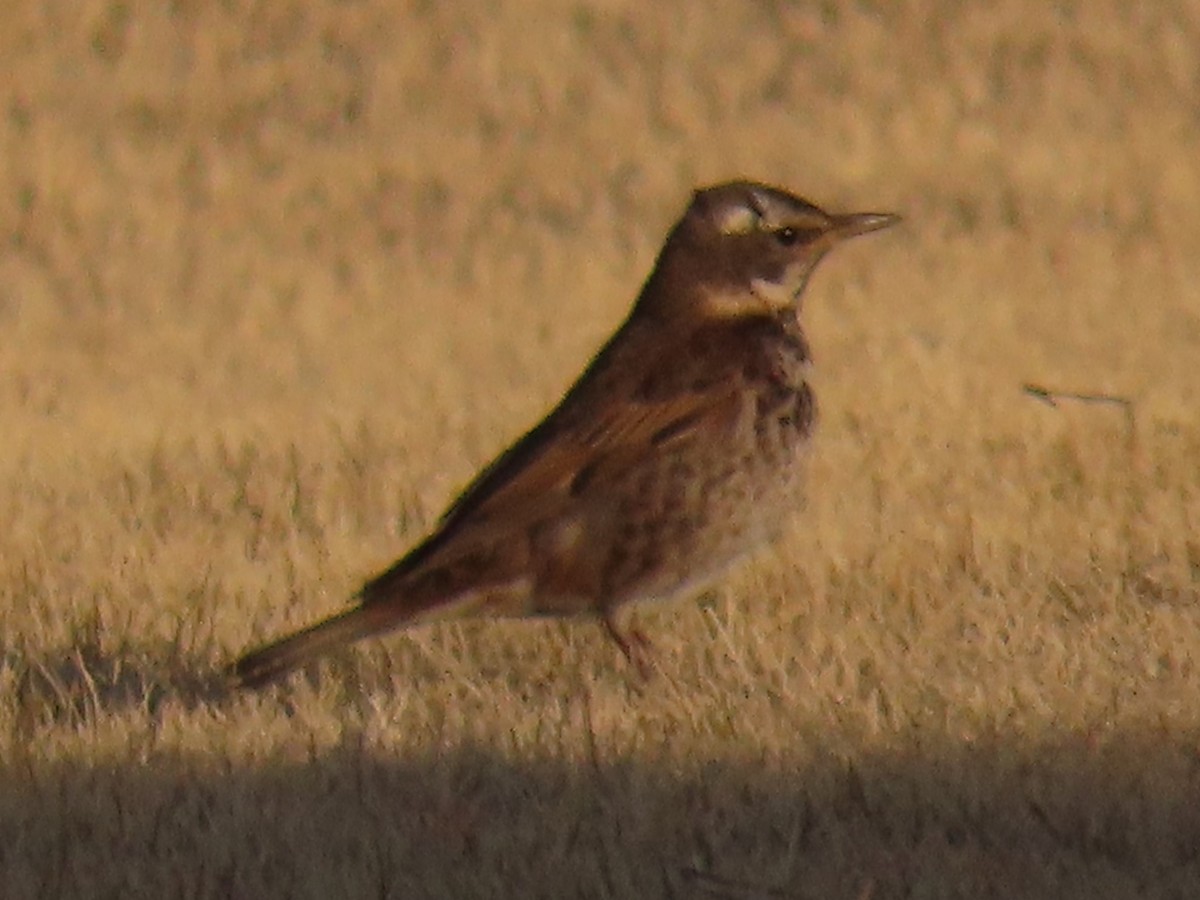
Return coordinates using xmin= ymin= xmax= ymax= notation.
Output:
xmin=2 ymin=2 xmax=1199 ymax=897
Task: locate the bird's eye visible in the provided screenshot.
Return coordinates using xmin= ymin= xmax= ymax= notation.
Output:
xmin=774 ymin=226 xmax=800 ymax=246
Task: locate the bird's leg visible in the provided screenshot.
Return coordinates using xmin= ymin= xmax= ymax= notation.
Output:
xmin=603 ymin=606 xmax=656 ymax=680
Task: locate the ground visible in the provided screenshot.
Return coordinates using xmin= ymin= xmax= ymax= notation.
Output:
xmin=1 ymin=2 xmax=1199 ymax=897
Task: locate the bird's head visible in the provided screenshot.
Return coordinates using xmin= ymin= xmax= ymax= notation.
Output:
xmin=643 ymin=181 xmax=899 ymax=320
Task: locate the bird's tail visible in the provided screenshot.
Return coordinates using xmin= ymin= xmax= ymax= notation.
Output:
xmin=228 ymin=547 xmax=529 ymax=690
xmin=228 ymin=602 xmax=398 ymax=690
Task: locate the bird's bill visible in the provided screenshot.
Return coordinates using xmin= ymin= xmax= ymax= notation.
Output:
xmin=828 ymin=211 xmax=901 ymax=240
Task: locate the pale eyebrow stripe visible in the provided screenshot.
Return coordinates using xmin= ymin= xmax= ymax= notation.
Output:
xmin=717 ymin=205 xmax=758 ymax=235
xmin=746 ymin=191 xmax=767 ymax=222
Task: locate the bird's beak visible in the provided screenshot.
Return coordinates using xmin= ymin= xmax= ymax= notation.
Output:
xmin=828 ymin=212 xmax=902 ymax=240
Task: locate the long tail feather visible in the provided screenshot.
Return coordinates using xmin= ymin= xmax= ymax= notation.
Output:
xmin=228 ymin=604 xmax=393 ymax=690
xmin=228 ymin=577 xmax=503 ymax=690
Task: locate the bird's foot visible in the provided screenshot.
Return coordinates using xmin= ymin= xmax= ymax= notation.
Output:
xmin=604 ymin=612 xmax=656 ymax=681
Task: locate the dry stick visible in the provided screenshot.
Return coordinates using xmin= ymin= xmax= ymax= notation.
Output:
xmin=1021 ymin=383 xmax=1143 ymax=588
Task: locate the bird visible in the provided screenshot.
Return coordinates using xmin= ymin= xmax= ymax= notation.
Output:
xmin=229 ymin=181 xmax=898 ymax=688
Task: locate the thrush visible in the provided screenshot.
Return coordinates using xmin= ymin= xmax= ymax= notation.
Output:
xmin=229 ymin=181 xmax=898 ymax=688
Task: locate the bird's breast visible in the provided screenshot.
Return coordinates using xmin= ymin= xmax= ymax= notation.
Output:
xmin=743 ymin=325 xmax=816 ymax=459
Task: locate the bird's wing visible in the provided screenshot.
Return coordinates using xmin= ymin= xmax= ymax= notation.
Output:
xmin=356 ymin=313 xmax=754 ymax=601
xmin=357 ymin=366 xmax=745 ymax=602
xmin=440 ymin=380 xmax=742 ymax=531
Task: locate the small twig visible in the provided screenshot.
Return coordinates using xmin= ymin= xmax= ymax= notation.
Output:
xmin=1022 ymin=383 xmax=1132 ymax=413
xmin=1021 ymin=382 xmax=1143 ymax=586
xmin=1020 ymin=383 xmax=1139 ymax=473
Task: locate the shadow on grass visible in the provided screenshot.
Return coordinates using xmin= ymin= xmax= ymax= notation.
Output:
xmin=4 ymin=649 xmax=1200 ymax=898
xmin=9 ymin=638 xmax=228 ymax=730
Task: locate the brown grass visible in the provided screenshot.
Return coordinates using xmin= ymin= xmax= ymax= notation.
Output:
xmin=2 ymin=2 xmax=1199 ymax=897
